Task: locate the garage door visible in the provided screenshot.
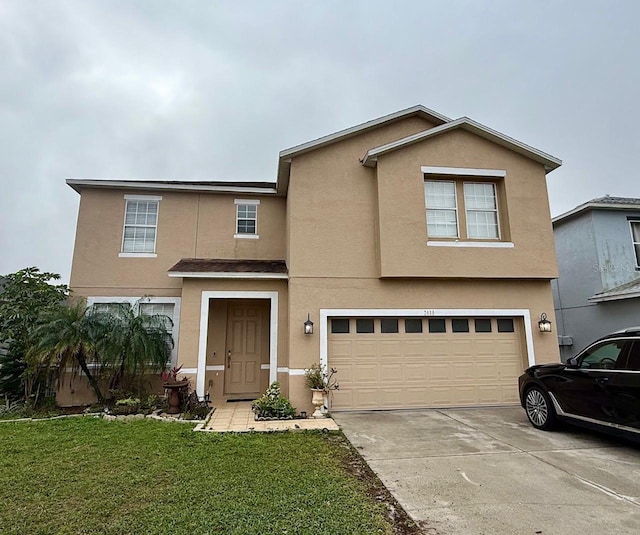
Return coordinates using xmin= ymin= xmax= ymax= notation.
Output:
xmin=328 ymin=316 xmax=525 ymax=410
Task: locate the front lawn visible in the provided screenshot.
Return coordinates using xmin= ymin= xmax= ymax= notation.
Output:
xmin=0 ymin=418 xmax=405 ymax=534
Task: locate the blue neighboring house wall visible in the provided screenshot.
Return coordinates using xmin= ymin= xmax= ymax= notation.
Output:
xmin=552 ymin=196 xmax=640 ymax=361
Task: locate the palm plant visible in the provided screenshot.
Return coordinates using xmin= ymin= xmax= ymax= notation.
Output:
xmin=27 ymin=302 xmax=107 ymax=403
xmin=27 ymin=301 xmax=174 ymax=404
xmin=98 ymin=302 xmax=173 ymax=394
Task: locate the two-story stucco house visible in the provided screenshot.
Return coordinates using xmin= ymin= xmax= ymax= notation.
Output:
xmin=66 ymin=105 xmax=562 ymax=411
xmin=552 ymin=196 xmax=640 ymax=361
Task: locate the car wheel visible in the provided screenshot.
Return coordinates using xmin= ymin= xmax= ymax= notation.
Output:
xmin=524 ymin=386 xmax=557 ymax=430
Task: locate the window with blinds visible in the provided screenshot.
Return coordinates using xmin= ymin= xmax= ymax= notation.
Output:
xmin=122 ymin=200 xmax=158 ymax=253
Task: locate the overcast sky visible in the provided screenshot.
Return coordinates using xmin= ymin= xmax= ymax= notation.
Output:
xmin=1 ymin=1 xmax=639 ymax=283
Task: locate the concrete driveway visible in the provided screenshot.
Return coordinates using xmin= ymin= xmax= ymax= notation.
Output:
xmin=335 ymin=407 xmax=640 ymax=535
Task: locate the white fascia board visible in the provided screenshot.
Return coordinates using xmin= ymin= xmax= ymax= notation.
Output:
xmin=275 ymin=105 xmax=451 ymax=195
xmin=421 ymin=166 xmax=506 ymax=178
xmin=278 ymin=105 xmax=451 ymax=160
xmin=66 ymin=179 xmax=277 ymax=195
xmin=553 ymin=203 xmax=640 ymax=225
xmin=168 ymin=272 xmax=288 ymax=279
xmin=361 ymin=118 xmax=562 ymax=172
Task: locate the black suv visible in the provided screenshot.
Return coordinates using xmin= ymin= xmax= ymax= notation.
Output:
xmin=518 ymin=327 xmax=640 ymax=439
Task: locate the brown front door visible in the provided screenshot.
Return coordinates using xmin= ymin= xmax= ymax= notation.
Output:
xmin=224 ymin=301 xmax=262 ymax=396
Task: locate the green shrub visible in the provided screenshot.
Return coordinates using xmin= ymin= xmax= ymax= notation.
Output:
xmin=252 ymin=382 xmax=296 ymax=419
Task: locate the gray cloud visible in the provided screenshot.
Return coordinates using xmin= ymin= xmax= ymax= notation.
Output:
xmin=1 ymin=0 xmax=639 ymax=282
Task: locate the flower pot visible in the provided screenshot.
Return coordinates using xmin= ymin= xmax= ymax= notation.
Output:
xmin=311 ymin=388 xmax=326 ymax=419
xmin=163 ymin=380 xmax=189 ymax=414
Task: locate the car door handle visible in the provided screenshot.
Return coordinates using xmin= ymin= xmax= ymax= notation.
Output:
xmin=596 ymin=376 xmax=609 ymax=384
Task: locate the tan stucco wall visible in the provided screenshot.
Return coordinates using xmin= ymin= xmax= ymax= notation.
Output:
xmin=286 ymin=121 xmax=557 ymax=281
xmin=69 ymin=189 xmax=286 ymax=293
xmin=286 ymin=116 xmax=436 ymax=278
xmin=375 ymin=129 xmax=557 ymax=278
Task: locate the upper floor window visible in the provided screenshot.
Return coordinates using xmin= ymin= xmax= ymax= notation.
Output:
xmin=630 ymin=220 xmax=640 ymax=268
xmin=235 ymin=199 xmax=260 ymax=239
xmin=121 ymin=195 xmax=161 ymax=256
xmin=424 ymin=178 xmax=500 ymax=240
xmin=464 ymin=182 xmax=499 ymax=239
xmin=425 ymin=181 xmax=458 ymax=238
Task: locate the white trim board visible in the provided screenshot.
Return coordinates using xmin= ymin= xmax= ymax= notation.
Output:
xmin=66 ymin=179 xmax=277 ymax=195
xmin=421 ymin=166 xmax=506 ymax=178
xmin=124 ymin=194 xmax=163 ymax=201
xmin=319 ymin=308 xmax=535 ymax=370
xmin=427 ymin=241 xmax=514 ymax=248
xmin=197 ymin=291 xmax=279 ymax=398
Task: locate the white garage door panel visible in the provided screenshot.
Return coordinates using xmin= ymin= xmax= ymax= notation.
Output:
xmin=328 ymin=317 xmax=525 ymax=410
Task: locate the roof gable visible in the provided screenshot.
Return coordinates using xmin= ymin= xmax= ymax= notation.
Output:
xmin=360 ymin=117 xmax=562 ymax=173
xmin=276 ymin=105 xmax=451 ymax=194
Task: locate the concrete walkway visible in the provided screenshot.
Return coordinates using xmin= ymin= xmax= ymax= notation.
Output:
xmin=336 ymin=406 xmax=640 ymax=535
xmin=203 ymin=401 xmax=339 ymax=433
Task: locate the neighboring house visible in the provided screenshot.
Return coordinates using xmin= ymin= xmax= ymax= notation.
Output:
xmin=552 ymin=196 xmax=640 ymax=361
xmin=66 ymin=105 xmax=562 ymax=411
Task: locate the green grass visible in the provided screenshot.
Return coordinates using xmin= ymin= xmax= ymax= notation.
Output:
xmin=0 ymin=418 xmax=394 ymax=534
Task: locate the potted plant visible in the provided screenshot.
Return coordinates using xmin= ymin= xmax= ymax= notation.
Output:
xmin=304 ymin=364 xmax=339 ymax=418
xmin=161 ymin=365 xmax=189 ymax=414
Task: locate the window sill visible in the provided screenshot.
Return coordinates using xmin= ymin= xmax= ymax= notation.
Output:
xmin=119 ymin=252 xmax=158 ymax=258
xmin=427 ymin=241 xmax=514 ymax=248
xmin=234 ymin=234 xmax=259 ymax=240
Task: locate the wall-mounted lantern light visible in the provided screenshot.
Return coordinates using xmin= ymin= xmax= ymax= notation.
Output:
xmin=538 ymin=313 xmax=552 ymax=333
xmin=304 ymin=313 xmax=314 ymax=335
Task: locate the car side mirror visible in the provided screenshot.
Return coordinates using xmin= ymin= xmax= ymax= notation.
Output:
xmin=566 ymin=357 xmax=579 ymax=368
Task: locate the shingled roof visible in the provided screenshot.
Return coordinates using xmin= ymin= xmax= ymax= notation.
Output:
xmin=553 ymin=195 xmax=640 ymax=226
xmin=168 ymin=259 xmax=287 ymax=278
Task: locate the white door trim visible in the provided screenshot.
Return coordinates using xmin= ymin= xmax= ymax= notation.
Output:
xmin=319 ymin=308 xmax=535 ymax=369
xmin=197 ymin=291 xmax=279 ymax=398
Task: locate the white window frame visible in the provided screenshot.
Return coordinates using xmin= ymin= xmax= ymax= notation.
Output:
xmin=423 ymin=167 xmax=511 ymax=247
xmin=630 ymin=220 xmax=640 ymax=268
xmin=424 ymin=180 xmax=459 ymax=239
xmin=234 ymin=199 xmax=260 ymax=239
xmin=86 ymin=296 xmax=181 ymax=366
xmin=463 ymin=181 xmax=501 ymax=240
xmin=119 ymin=194 xmax=162 ymax=258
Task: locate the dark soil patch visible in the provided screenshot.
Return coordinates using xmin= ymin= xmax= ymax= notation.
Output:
xmin=325 ymin=432 xmax=434 ymax=535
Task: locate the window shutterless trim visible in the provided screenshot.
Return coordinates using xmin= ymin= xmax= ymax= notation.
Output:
xmin=463 ymin=181 xmax=500 ymax=240
xmin=422 ymin=166 xmax=506 ymax=178
xmin=424 ymin=180 xmax=460 ymax=238
xmin=121 ymin=197 xmax=160 ymax=254
xmin=427 ymin=241 xmax=514 ymax=248
xmin=235 ymin=200 xmax=259 ymax=237
xmin=628 ymin=220 xmax=640 ymax=268
xmin=118 ymin=252 xmax=158 ymax=258
xmin=124 ymin=194 xmax=163 ymax=201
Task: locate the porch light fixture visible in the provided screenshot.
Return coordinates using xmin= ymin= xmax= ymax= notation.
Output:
xmin=538 ymin=313 xmax=552 ymax=333
xmin=304 ymin=313 xmax=314 ymax=335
